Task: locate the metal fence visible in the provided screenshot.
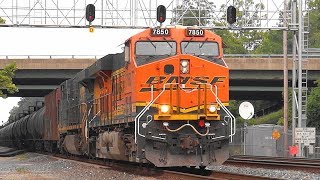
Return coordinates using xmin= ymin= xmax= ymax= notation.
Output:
xmin=229 ymin=125 xmax=320 ymax=158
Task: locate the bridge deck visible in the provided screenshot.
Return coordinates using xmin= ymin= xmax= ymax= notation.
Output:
xmin=1 ymin=57 xmax=319 ymax=99
xmin=1 ymin=57 xmax=319 ymax=70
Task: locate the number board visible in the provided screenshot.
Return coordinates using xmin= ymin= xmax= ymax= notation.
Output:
xmin=186 ymin=29 xmax=205 ymax=37
xmin=151 ymin=28 xmax=170 ymax=36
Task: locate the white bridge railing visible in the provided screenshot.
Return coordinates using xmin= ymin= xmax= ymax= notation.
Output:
xmin=0 ymin=55 xmax=103 ymax=59
xmin=2 ymin=54 xmax=320 ymax=60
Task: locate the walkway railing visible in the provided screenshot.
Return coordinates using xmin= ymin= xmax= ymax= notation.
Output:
xmin=1 ymin=54 xmax=320 ymax=59
xmin=0 ymin=55 xmax=103 ymax=59
xmin=224 ymin=54 xmax=320 ymax=58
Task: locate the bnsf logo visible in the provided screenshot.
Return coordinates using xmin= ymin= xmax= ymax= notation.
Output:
xmin=139 ymin=76 xmax=226 ymax=92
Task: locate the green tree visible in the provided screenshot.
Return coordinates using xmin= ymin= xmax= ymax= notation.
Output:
xmin=253 ymin=30 xmax=285 ymax=54
xmin=222 ymin=0 xmax=265 ymax=52
xmin=0 ymin=17 xmax=5 ymax=24
xmin=214 ymin=29 xmax=248 ymax=54
xmin=212 ymin=0 xmax=266 ymax=53
xmin=307 ymin=80 xmax=320 ymax=131
xmin=0 ymin=63 xmax=18 ymax=98
xmin=171 ymin=0 xmax=266 ymax=54
xmin=8 ymin=105 xmax=19 ymax=123
xmin=308 ymin=0 xmax=320 ymax=48
xmin=171 ymin=0 xmax=215 ymax=26
xmin=8 ymin=97 xmax=44 ymax=123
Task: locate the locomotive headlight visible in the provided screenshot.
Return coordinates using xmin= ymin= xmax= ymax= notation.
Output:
xmin=208 ymin=105 xmax=217 ymax=113
xmin=180 ymin=59 xmax=189 ymax=74
xmin=160 ymin=105 xmax=170 ymax=113
xmin=181 ymin=67 xmax=189 ymax=74
xmin=181 ymin=60 xmax=189 ymax=67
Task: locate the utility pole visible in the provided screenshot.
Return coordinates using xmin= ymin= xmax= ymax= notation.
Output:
xmin=292 ymin=0 xmax=306 ymax=157
xmin=298 ymin=0 xmax=304 ymax=156
xmin=283 ymin=0 xmax=288 ymax=157
xmin=292 ymin=0 xmax=297 ymax=149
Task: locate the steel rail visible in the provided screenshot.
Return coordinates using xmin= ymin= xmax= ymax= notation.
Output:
xmin=226 ymin=155 xmax=320 ymax=172
xmin=51 ymin=153 xmax=272 ymax=180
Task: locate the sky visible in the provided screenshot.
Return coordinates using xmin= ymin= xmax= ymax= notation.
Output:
xmin=0 ymin=27 xmax=144 ymax=125
xmin=0 ymin=97 xmax=21 ymax=125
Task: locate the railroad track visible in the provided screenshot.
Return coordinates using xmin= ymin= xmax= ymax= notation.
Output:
xmin=163 ymin=168 xmax=273 ymax=180
xmin=226 ymin=155 xmax=320 ymax=172
xmin=52 ymin=153 xmax=272 ymax=179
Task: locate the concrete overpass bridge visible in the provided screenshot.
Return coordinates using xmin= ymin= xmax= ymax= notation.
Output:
xmin=1 ymin=55 xmax=320 ymax=100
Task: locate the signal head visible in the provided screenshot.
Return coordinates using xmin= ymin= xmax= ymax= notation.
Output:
xmin=227 ymin=6 xmax=236 ymax=24
xmin=86 ymin=4 xmax=95 ymax=22
xmin=157 ymin=5 xmax=166 ymax=23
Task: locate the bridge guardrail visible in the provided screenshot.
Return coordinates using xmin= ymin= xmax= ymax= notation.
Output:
xmin=1 ymin=54 xmax=320 ymax=59
xmin=0 ymin=55 xmax=103 ymax=59
xmin=224 ymin=54 xmax=320 ymax=58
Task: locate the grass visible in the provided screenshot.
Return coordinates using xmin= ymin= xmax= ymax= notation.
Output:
xmin=15 ymin=167 xmax=28 ymax=173
xmin=248 ymin=108 xmax=283 ymax=125
xmin=16 ymin=153 xmax=28 ymax=161
xmin=235 ymin=108 xmax=284 ymax=127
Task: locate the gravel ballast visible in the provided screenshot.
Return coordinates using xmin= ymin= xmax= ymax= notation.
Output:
xmin=0 ymin=152 xmax=155 ymax=180
xmin=208 ymin=165 xmax=320 ymax=180
xmin=1 ymin=152 xmax=320 ymax=179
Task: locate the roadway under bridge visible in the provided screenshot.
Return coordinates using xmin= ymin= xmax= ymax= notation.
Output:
xmin=1 ymin=55 xmax=320 ymax=100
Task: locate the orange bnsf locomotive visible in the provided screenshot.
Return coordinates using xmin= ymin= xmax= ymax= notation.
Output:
xmin=0 ymin=26 xmax=235 ymax=167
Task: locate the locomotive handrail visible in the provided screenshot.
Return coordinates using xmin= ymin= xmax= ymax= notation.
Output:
xmin=135 ymin=84 xmax=172 ymax=143
xmin=209 ymin=84 xmax=236 ymax=140
xmin=179 ymin=83 xmax=235 ymax=140
xmin=221 ymin=58 xmax=229 ymax=68
xmin=178 ymin=83 xmax=236 ymax=140
xmin=135 ymin=82 xmax=235 ymax=143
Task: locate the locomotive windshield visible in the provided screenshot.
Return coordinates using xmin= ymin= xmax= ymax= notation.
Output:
xmin=135 ymin=41 xmax=176 ymax=66
xmin=181 ymin=41 xmax=219 ymax=56
xmin=181 ymin=41 xmax=225 ymax=66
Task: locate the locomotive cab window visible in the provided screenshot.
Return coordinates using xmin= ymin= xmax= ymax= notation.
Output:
xmin=135 ymin=41 xmax=176 ymax=66
xmin=181 ymin=41 xmax=219 ymax=57
xmin=124 ymin=42 xmax=130 ymax=63
xmin=181 ymin=41 xmax=225 ymax=66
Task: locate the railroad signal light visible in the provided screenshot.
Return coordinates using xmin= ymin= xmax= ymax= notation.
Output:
xmin=157 ymin=5 xmax=166 ymax=23
xmin=86 ymin=4 xmax=95 ymax=23
xmin=227 ymin=6 xmax=236 ymax=24
xmin=89 ymin=26 xmax=94 ymax=33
